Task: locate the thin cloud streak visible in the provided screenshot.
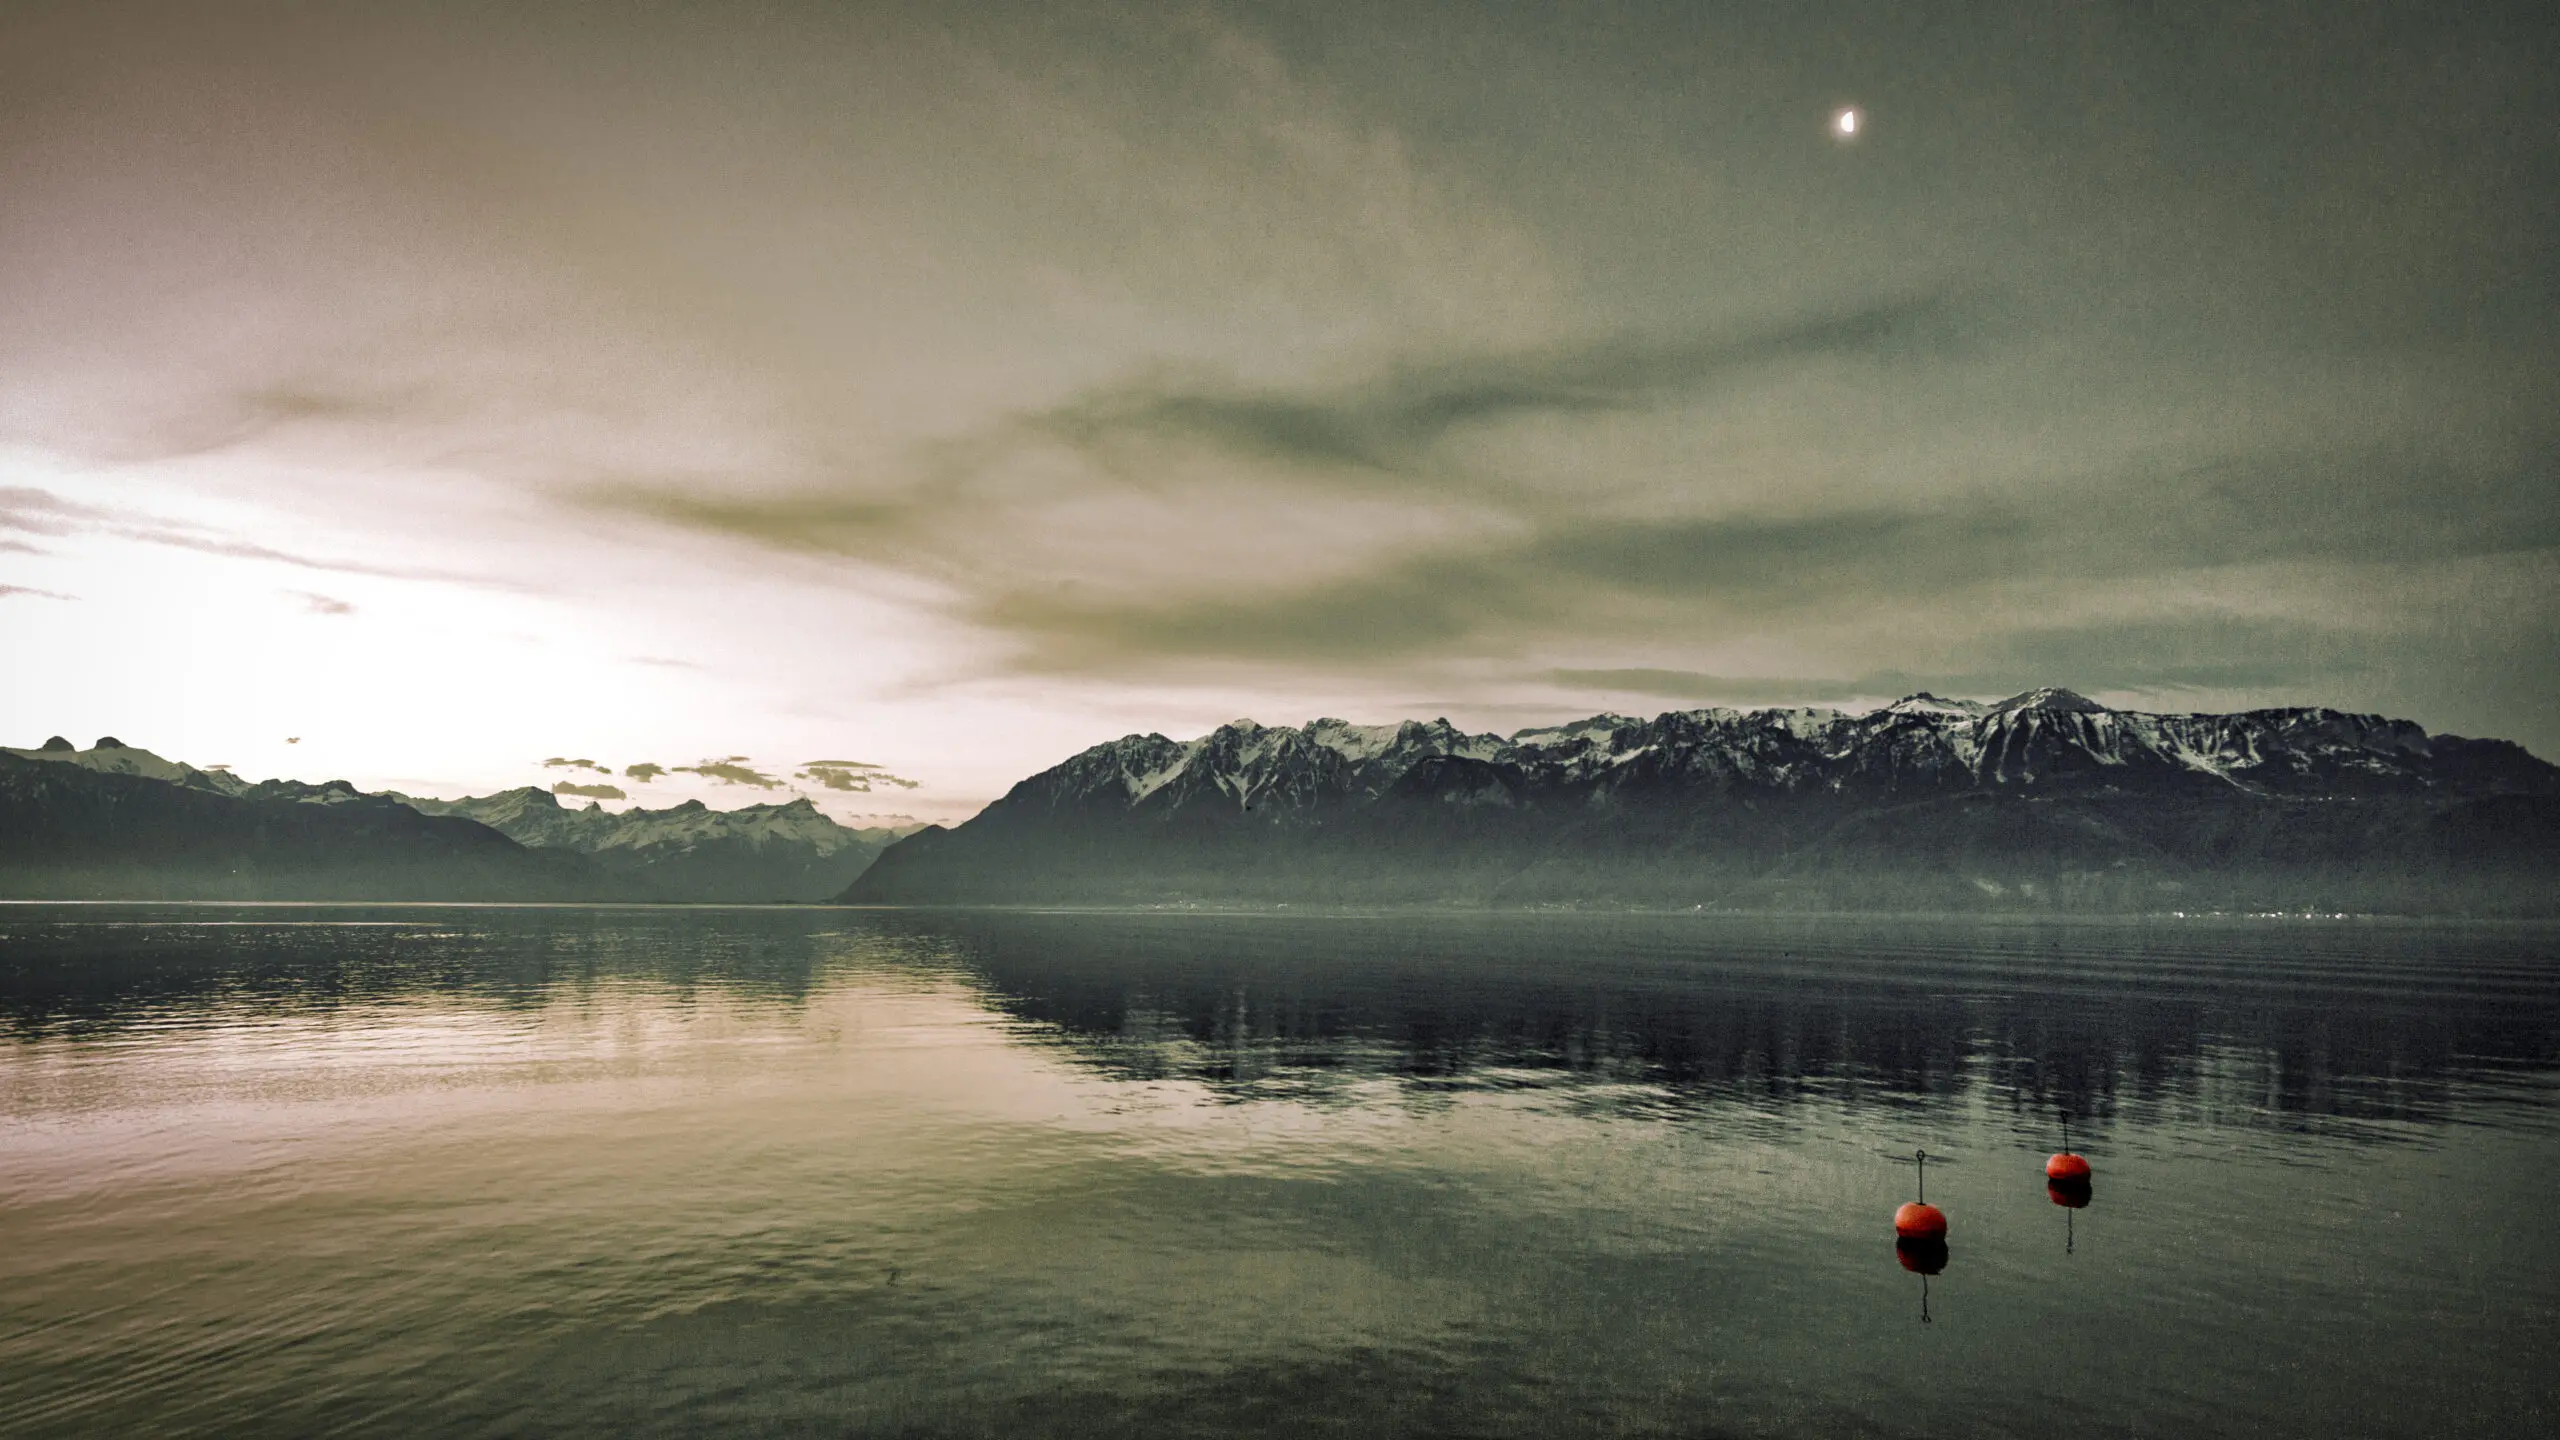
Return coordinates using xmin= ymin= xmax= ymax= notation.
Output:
xmin=0 ymin=487 xmax=106 ymax=536
xmin=112 ymin=527 xmax=519 ymax=587
xmin=1547 ymin=616 xmax=2381 ymax=706
xmin=3 ymin=486 xmax=530 ymax=590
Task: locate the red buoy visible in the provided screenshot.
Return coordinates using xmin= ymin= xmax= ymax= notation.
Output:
xmin=1895 ymin=1236 xmax=1948 ymax=1274
xmin=2047 ymin=1179 xmax=2091 ymax=1209
xmin=1895 ymin=1200 xmax=1948 ymax=1239
xmin=2045 ymin=1114 xmax=2093 ymax=1184
xmin=1894 ymin=1148 xmax=1948 ymax=1239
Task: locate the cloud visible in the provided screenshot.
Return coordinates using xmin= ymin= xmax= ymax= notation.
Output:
xmin=17 ymin=376 xmax=444 ymax=469
xmin=962 ymin=506 xmax=1989 ymax=669
xmin=114 ymin=527 xmax=494 ymax=584
xmin=1547 ymin=617 xmax=2375 ymax=706
xmin=0 ymin=487 xmax=106 ymax=536
xmin=672 ymin=757 xmax=783 ymax=789
xmin=1011 ymin=294 xmax=1963 ymax=487
xmin=541 ymin=756 xmax=610 ymax=773
xmin=962 ymin=446 xmax=2560 ymax=675
xmin=608 ymin=271 xmax=2558 ymax=696
xmin=796 ymin=760 xmax=922 ymax=792
xmin=289 ymin=589 xmax=355 ymax=615
xmin=617 ymin=296 xmax=1966 ymax=565
xmin=602 ymin=299 xmax=2006 ymax=683
xmin=0 ymin=584 xmax=76 ymax=600
xmin=550 ymin=781 xmax=626 ymax=800
xmin=0 ymin=540 xmax=49 ymax=555
xmin=622 ymin=762 xmax=666 ymax=783
xmin=0 ymin=488 xmax=518 ymax=587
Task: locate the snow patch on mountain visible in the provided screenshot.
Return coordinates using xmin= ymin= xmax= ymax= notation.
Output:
xmin=4 ymin=741 xmax=252 ymax=797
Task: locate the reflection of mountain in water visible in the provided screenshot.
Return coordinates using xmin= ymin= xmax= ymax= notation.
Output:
xmin=911 ymin=913 xmax=2560 ymax=1133
xmin=4 ymin=909 xmax=2552 ymax=1136
xmin=0 ymin=908 xmax=854 ymax=1035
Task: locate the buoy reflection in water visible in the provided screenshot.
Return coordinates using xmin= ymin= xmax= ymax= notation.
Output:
xmin=2049 ymin=1173 xmax=2092 ymax=1254
xmin=1895 ymin=1237 xmax=1949 ymax=1275
xmin=1895 ymin=1237 xmax=1948 ymax=1323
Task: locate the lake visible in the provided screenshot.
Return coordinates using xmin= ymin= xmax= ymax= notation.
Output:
xmin=2 ymin=905 xmax=2555 ymax=1437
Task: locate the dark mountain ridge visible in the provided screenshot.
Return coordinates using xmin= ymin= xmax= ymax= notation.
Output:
xmin=0 ymin=742 xmax=902 ymax=902
xmin=0 ymin=750 xmax=624 ymax=901
xmin=845 ymin=691 xmax=2560 ymax=914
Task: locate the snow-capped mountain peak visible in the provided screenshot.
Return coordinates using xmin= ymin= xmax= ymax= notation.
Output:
xmin=1886 ymin=692 xmax=1992 ymax=718
xmin=1991 ymin=686 xmax=2110 ymax=715
xmin=985 ymin=692 xmax=2553 ymax=830
xmin=2 ymin=739 xmax=252 ymax=797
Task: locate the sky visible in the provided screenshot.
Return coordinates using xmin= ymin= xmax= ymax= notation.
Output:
xmin=3 ymin=0 xmax=2554 ymax=820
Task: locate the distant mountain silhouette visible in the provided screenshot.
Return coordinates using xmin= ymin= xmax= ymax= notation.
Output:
xmin=0 ymin=748 xmax=619 ymax=901
xmin=0 ymin=743 xmax=905 ymax=902
xmin=844 ymin=692 xmax=2560 ymax=914
xmin=395 ymin=787 xmax=905 ymax=902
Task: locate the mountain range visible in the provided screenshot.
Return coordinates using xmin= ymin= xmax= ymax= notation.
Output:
xmin=843 ymin=690 xmax=2560 ymax=914
xmin=0 ymin=737 xmax=911 ymax=902
xmin=392 ymin=787 xmax=896 ymax=902
xmin=8 ymin=690 xmax=2556 ymax=913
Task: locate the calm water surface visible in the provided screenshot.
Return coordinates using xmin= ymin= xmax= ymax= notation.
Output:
xmin=2 ymin=906 xmax=2555 ymax=1437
